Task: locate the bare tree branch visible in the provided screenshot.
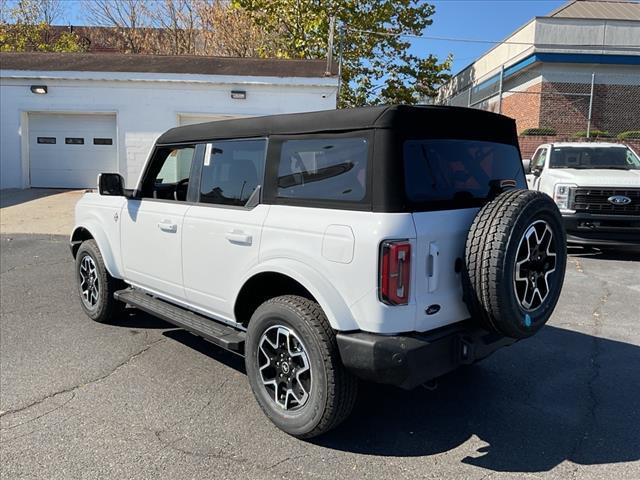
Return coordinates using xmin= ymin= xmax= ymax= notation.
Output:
xmin=82 ymin=0 xmax=152 ymax=53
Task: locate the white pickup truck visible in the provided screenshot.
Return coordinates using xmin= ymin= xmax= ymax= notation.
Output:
xmin=525 ymin=142 xmax=640 ymax=247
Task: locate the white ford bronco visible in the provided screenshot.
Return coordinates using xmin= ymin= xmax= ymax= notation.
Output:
xmin=525 ymin=142 xmax=640 ymax=247
xmin=72 ymin=105 xmax=567 ymax=438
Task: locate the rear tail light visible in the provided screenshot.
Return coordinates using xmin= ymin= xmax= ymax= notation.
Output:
xmin=379 ymin=240 xmax=411 ymax=305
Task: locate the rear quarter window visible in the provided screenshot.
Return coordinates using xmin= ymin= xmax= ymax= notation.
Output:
xmin=277 ymin=137 xmax=368 ymax=202
xmin=404 ymin=139 xmax=526 ymax=207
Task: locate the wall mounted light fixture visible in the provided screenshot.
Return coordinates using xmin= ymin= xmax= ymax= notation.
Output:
xmin=30 ymin=85 xmax=48 ymax=94
xmin=230 ymin=90 xmax=246 ymax=100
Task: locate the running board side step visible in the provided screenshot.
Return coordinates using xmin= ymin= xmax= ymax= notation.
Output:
xmin=114 ymin=288 xmax=245 ymax=354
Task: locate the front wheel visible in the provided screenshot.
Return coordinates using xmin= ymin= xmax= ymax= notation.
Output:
xmin=245 ymin=295 xmax=357 ymax=438
xmin=75 ymin=239 xmax=125 ymax=323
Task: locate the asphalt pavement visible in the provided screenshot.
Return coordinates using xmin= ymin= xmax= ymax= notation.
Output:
xmin=1 ymin=234 xmax=639 ymax=479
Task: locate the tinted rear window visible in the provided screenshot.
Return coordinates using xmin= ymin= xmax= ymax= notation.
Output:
xmin=404 ymin=139 xmax=525 ymax=206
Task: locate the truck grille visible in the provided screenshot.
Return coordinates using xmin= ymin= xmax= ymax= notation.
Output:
xmin=571 ymin=187 xmax=640 ymax=215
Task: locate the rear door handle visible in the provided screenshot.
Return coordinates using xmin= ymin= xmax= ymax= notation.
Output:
xmin=225 ymin=230 xmax=252 ymax=245
xmin=157 ymin=220 xmax=177 ymax=233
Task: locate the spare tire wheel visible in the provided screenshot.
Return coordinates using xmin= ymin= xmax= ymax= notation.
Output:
xmin=464 ymin=189 xmax=567 ymax=339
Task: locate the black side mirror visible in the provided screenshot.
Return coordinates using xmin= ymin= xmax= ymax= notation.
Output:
xmin=522 ymin=159 xmax=531 ymax=174
xmin=98 ymin=173 xmax=125 ymax=196
xmin=532 ymin=166 xmax=543 ymax=177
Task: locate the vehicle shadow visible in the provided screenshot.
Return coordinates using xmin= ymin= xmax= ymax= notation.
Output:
xmin=107 ymin=310 xmax=640 ymax=473
xmin=568 ymin=246 xmax=640 ymax=261
xmin=108 ymin=308 xmax=174 ymax=330
xmin=163 ymin=329 xmax=246 ymax=374
xmin=312 ymin=325 xmax=640 ymax=472
xmin=106 ymin=309 xmax=246 ymax=372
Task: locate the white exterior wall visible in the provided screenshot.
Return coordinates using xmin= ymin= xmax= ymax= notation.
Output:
xmin=439 ymin=17 xmax=640 ymax=102
xmin=0 ymin=70 xmax=338 ymax=189
xmin=535 ymin=17 xmax=640 ymax=55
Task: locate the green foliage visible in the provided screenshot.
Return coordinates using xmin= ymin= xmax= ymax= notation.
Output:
xmin=232 ymin=0 xmax=451 ymax=107
xmin=0 ymin=0 xmax=85 ymax=53
xmin=573 ymin=130 xmax=612 ymax=138
xmin=520 ymin=127 xmax=557 ymax=136
xmin=0 ymin=21 xmax=85 ymax=52
xmin=617 ymin=130 xmax=640 ymax=140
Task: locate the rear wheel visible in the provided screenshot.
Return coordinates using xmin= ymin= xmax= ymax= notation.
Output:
xmin=464 ymin=189 xmax=567 ymax=339
xmin=245 ymin=295 xmax=357 ymax=438
xmin=75 ymin=239 xmax=125 ymax=323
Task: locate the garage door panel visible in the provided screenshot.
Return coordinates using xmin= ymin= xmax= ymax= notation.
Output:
xmin=30 ymin=152 xmax=116 ymax=171
xmin=28 ymin=113 xmax=117 ymax=188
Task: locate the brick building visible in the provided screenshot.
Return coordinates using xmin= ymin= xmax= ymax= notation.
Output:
xmin=437 ymin=0 xmax=640 ymax=152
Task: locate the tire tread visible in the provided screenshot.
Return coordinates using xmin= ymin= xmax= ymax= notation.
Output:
xmin=250 ymin=295 xmax=357 ymax=438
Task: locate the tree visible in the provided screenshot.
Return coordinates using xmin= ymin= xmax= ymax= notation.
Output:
xmin=0 ymin=0 xmax=85 ymax=52
xmin=147 ymin=0 xmax=198 ymax=55
xmin=232 ymin=0 xmax=451 ymax=107
xmin=79 ymin=0 xmax=266 ymax=57
xmin=195 ymin=0 xmax=276 ymax=57
xmin=83 ymin=0 xmax=152 ymax=53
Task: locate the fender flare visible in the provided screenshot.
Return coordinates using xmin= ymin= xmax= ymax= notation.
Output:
xmin=70 ymin=222 xmax=123 ymax=279
xmin=236 ymin=258 xmax=359 ymax=332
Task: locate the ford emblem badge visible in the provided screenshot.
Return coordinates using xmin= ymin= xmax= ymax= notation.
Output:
xmin=425 ymin=304 xmax=441 ymax=315
xmin=607 ymin=195 xmax=631 ymax=205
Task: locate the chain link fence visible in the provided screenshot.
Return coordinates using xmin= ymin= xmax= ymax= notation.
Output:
xmin=441 ymin=71 xmax=640 ymax=157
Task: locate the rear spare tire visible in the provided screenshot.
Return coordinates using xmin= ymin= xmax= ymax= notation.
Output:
xmin=464 ymin=189 xmax=566 ymax=339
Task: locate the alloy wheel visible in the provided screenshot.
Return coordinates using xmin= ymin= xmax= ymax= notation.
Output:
xmin=79 ymin=254 xmax=100 ymax=308
xmin=513 ymin=220 xmax=557 ymax=311
xmin=257 ymin=325 xmax=312 ymax=411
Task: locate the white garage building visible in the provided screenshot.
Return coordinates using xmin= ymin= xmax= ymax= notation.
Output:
xmin=0 ymin=52 xmax=338 ymax=189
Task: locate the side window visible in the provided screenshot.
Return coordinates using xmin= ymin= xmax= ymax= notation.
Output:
xmin=200 ymin=139 xmax=266 ymax=206
xmin=627 ymin=149 xmax=640 ymax=167
xmin=141 ymin=145 xmax=196 ymax=201
xmin=531 ymin=148 xmax=547 ymax=170
xmin=277 ymin=137 xmax=368 ymax=202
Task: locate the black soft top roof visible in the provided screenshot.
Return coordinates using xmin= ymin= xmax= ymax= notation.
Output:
xmin=156 ymin=105 xmax=517 ymax=145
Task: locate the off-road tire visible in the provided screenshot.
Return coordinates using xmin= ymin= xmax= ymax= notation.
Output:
xmin=464 ymin=189 xmax=567 ymax=339
xmin=75 ymin=239 xmax=126 ymax=323
xmin=245 ymin=295 xmax=358 ymax=438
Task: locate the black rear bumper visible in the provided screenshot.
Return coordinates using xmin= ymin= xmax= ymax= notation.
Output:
xmin=336 ymin=322 xmax=515 ymax=390
xmin=563 ymin=213 xmax=640 ymax=247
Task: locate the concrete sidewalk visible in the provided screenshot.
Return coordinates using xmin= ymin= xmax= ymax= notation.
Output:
xmin=0 ymin=189 xmax=84 ymax=235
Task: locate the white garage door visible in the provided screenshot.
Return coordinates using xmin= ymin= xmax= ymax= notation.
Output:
xmin=29 ymin=113 xmax=117 ymax=188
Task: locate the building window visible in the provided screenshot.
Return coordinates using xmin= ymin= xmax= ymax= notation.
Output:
xmin=37 ymin=137 xmax=56 ymax=144
xmin=93 ymin=138 xmax=113 ymax=145
xmin=65 ymin=137 xmax=84 ymax=145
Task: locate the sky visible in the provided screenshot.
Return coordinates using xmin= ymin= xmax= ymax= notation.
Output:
xmin=35 ymin=0 xmax=567 ymax=75
xmin=415 ymin=0 xmax=567 ymax=73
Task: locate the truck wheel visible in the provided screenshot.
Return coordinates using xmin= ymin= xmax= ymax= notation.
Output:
xmin=75 ymin=239 xmax=125 ymax=323
xmin=245 ymin=295 xmax=357 ymax=438
xmin=464 ymin=189 xmax=567 ymax=339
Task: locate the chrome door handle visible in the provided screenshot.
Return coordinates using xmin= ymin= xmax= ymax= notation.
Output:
xmin=225 ymin=230 xmax=252 ymax=245
xmin=157 ymin=221 xmax=177 ymax=233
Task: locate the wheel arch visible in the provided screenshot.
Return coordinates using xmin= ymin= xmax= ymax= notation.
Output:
xmin=234 ymin=260 xmax=358 ymax=332
xmin=70 ymin=223 xmax=122 ymax=279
